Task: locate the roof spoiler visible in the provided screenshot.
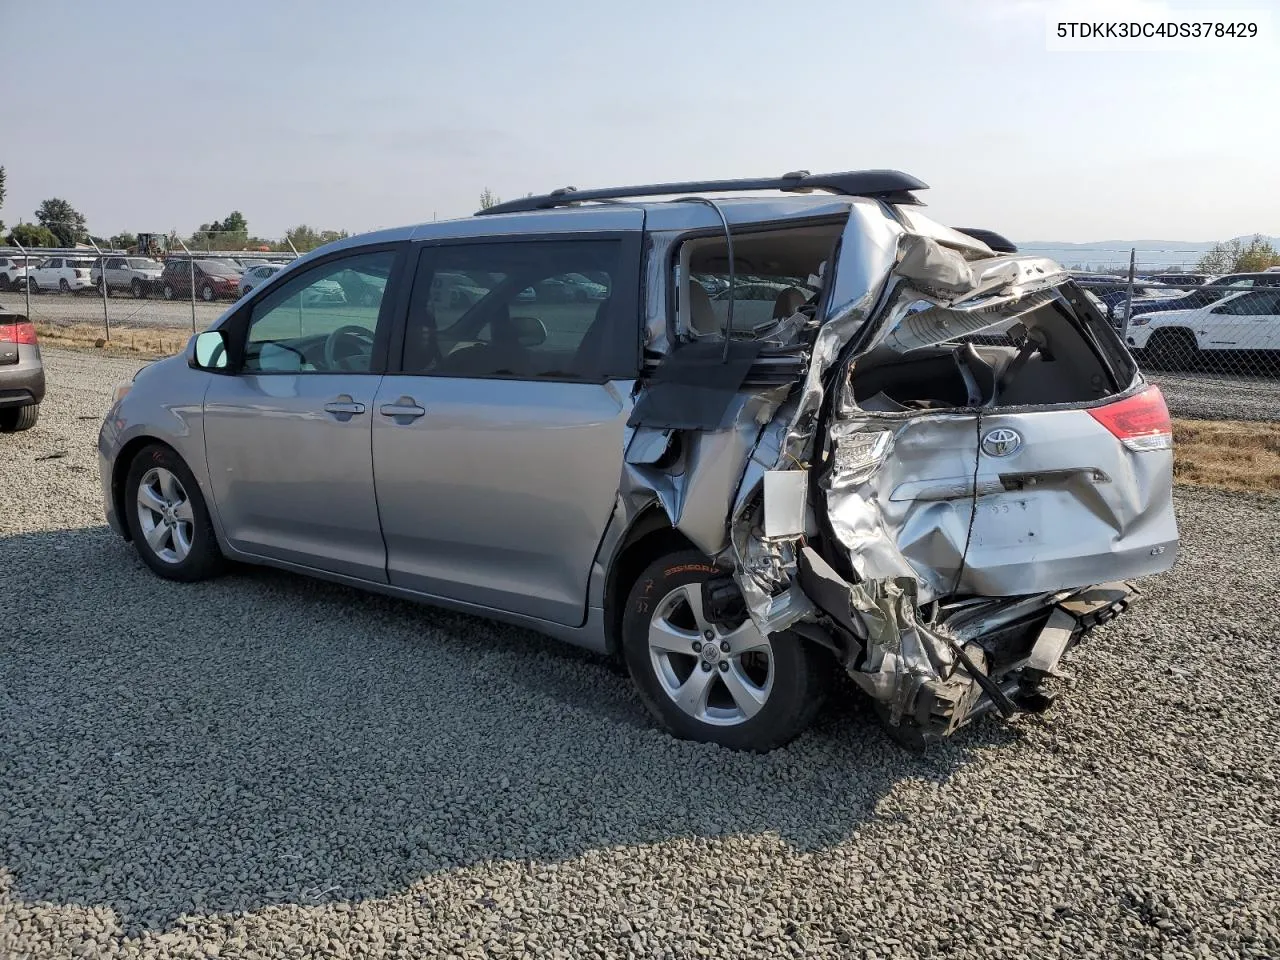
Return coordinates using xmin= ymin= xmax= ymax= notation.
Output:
xmin=952 ymin=227 xmax=1018 ymax=254
xmin=475 ymin=169 xmax=929 ymax=216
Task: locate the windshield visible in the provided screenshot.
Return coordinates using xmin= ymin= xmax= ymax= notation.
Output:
xmin=198 ymin=261 xmax=240 ymax=276
xmin=127 ymin=258 xmax=160 ymax=269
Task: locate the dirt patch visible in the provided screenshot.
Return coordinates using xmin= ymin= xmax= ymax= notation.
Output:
xmin=34 ymin=322 xmax=189 ymax=360
xmin=1173 ymin=418 xmax=1280 ymax=496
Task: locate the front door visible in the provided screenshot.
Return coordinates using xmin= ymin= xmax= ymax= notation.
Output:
xmin=203 ymin=246 xmax=401 ymax=582
xmin=372 ymin=233 xmax=641 ymax=625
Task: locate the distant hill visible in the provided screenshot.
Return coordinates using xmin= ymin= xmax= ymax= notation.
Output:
xmin=1013 ymin=236 xmax=1280 ymax=271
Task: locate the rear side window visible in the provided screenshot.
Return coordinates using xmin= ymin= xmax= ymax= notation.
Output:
xmin=402 ymin=239 xmax=637 ymax=381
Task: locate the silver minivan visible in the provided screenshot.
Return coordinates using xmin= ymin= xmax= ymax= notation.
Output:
xmin=99 ymin=171 xmax=1178 ymax=751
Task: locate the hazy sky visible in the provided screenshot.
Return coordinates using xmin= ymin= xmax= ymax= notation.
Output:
xmin=2 ymin=0 xmax=1276 ymax=242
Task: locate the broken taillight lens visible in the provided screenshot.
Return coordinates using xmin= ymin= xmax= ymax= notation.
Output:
xmin=1088 ymin=385 xmax=1172 ymax=452
xmin=0 ymin=321 xmax=38 ymax=345
xmin=832 ymin=430 xmax=894 ymax=484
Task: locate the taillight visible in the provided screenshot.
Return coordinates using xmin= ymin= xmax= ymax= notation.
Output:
xmin=1088 ymin=385 xmax=1172 ymax=451
xmin=1 ymin=321 xmax=38 ymax=345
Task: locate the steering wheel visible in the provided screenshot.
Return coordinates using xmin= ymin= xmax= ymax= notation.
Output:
xmin=323 ymin=325 xmax=375 ymax=370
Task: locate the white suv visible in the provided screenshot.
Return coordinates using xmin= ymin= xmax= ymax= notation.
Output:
xmin=90 ymin=256 xmax=165 ymax=298
xmin=0 ymin=256 xmax=34 ymax=292
xmin=30 ymin=257 xmax=96 ymax=293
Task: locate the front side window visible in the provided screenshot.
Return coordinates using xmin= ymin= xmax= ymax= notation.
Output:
xmin=402 ymin=239 xmax=633 ymax=380
xmin=242 ymin=250 xmax=395 ymax=374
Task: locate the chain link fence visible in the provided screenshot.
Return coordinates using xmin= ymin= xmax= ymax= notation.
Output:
xmin=3 ymin=241 xmax=1278 ymax=422
xmin=1073 ymin=274 xmax=1280 ymax=422
xmin=0 ymin=240 xmax=298 ymax=356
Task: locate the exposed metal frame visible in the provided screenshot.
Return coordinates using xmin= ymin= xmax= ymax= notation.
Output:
xmin=475 ymin=169 xmax=929 ymax=216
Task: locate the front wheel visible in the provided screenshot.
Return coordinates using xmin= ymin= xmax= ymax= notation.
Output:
xmin=131 ymin=278 xmax=146 ymax=299
xmin=163 ymin=283 xmax=175 ymax=300
xmin=200 ymin=284 xmax=215 ymax=302
xmin=124 ymin=444 xmax=225 ymax=582
xmin=621 ymin=550 xmax=829 ymax=751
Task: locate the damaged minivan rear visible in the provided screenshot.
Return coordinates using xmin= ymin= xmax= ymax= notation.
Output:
xmin=102 ymin=169 xmax=1178 ymax=753
xmin=617 ymin=174 xmax=1177 ymax=750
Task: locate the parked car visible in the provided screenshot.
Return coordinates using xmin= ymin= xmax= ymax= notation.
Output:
xmin=0 ymin=308 xmax=44 ymax=431
xmin=1144 ymin=272 xmax=1211 ymax=287
xmin=29 ymin=256 xmax=96 ymax=293
xmin=160 ymin=259 xmax=244 ymax=302
xmin=99 ymin=169 xmax=1176 ymax=753
xmin=91 ymin=256 xmax=165 ymax=298
xmin=1125 ymin=288 xmax=1280 ymax=366
xmin=239 ymin=263 xmax=283 ymax=297
xmin=1124 ymin=270 xmax=1280 ymax=320
xmin=0 ymin=256 xmax=35 ymax=292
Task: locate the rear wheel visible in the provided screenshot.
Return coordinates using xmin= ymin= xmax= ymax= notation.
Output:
xmin=0 ymin=275 xmax=10 ymax=292
xmin=163 ymin=283 xmax=175 ymax=300
xmin=200 ymin=284 xmax=215 ymax=302
xmin=0 ymin=404 xmax=39 ymax=432
xmin=124 ymin=444 xmax=225 ymax=582
xmin=1146 ymin=328 xmax=1197 ymax=371
xmin=59 ymin=278 xmax=71 ymax=293
xmin=621 ymin=550 xmax=829 ymax=751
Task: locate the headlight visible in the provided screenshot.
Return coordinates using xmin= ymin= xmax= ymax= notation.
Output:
xmin=111 ymin=381 xmax=132 ymax=406
xmin=1130 ymin=316 xmax=1151 ymax=326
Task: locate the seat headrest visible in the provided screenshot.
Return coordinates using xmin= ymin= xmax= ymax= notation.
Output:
xmin=688 ymin=282 xmax=719 ymax=336
xmin=772 ymin=286 xmax=807 ymax=320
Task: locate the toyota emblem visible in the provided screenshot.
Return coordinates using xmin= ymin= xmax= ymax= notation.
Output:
xmin=981 ymin=428 xmax=1023 ymax=458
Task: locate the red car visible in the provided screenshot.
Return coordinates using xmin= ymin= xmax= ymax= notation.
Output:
xmin=160 ymin=259 xmax=243 ymax=302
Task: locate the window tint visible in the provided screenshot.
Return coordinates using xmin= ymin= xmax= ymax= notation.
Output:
xmin=242 ymin=250 xmax=394 ymax=374
xmin=403 ymin=239 xmax=632 ymax=380
xmin=1213 ymin=291 xmax=1280 ymax=316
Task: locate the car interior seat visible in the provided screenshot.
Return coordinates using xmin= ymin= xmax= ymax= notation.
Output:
xmin=772 ymin=286 xmax=807 ymax=320
xmin=688 ymin=282 xmax=720 ymax=337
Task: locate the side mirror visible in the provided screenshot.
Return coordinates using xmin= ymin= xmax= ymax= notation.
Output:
xmin=189 ymin=329 xmax=230 ymax=371
xmin=508 ymin=314 xmax=548 ymax=347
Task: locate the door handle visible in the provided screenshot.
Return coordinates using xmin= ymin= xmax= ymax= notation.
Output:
xmin=379 ymin=397 xmax=426 ymax=420
xmin=323 ymin=398 xmax=367 ymax=417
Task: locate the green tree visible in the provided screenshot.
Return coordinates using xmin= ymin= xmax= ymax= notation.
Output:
xmin=1197 ymin=235 xmax=1280 ymax=274
xmin=479 ymin=187 xmax=501 ymax=210
xmin=279 ymin=224 xmax=349 ymax=253
xmin=7 ymin=223 xmax=58 ymax=248
xmin=35 ymin=198 xmax=89 ymax=247
xmin=191 ymin=211 xmax=250 ymax=249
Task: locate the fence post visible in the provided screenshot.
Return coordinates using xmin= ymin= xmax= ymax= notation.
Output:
xmin=13 ymin=239 xmax=31 ymax=320
xmin=286 ymin=237 xmax=300 ymax=259
xmin=1121 ymin=248 xmax=1136 ymax=342
xmin=176 ymin=238 xmax=196 ymax=332
xmin=89 ymin=238 xmax=111 ymax=342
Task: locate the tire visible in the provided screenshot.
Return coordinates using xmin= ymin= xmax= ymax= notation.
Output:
xmin=131 ymin=278 xmax=145 ymax=299
xmin=0 ymin=275 xmax=10 ymax=292
xmin=1146 ymin=328 xmax=1197 ymax=371
xmin=620 ymin=550 xmax=829 ymax=752
xmin=0 ymin=404 xmax=39 ymax=432
xmin=123 ymin=443 xmax=225 ymax=582
xmin=200 ymin=284 xmax=215 ymax=302
xmin=163 ymin=283 xmax=175 ymax=300
xmin=59 ymin=278 xmax=71 ymax=293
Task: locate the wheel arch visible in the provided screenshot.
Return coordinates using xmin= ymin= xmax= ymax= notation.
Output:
xmin=110 ymin=436 xmax=183 ymax=543
xmin=601 ymin=504 xmax=702 ymax=657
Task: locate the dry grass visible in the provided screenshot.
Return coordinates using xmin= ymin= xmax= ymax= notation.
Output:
xmin=34 ymin=321 xmax=191 ymax=360
xmin=1173 ymin=418 xmax=1280 ymax=496
xmin=26 ymin=325 xmax=1280 ymax=498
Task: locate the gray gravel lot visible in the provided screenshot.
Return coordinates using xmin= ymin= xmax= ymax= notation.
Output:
xmin=2 ymin=349 xmax=1278 ymax=959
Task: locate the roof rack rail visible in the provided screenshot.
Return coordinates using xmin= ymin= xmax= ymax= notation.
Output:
xmin=474 ymin=169 xmax=929 ymax=216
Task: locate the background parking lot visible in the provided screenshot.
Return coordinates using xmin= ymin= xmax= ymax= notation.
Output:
xmin=1 ymin=350 xmax=1278 ymax=959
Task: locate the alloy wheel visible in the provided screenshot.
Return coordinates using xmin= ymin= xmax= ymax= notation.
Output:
xmin=136 ymin=466 xmax=196 ymax=564
xmin=647 ymin=583 xmax=774 ymax=726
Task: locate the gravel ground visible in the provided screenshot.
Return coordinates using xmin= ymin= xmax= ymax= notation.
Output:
xmin=2 ymin=349 xmax=1278 ymax=959
xmin=1148 ymin=370 xmax=1280 ymax=423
